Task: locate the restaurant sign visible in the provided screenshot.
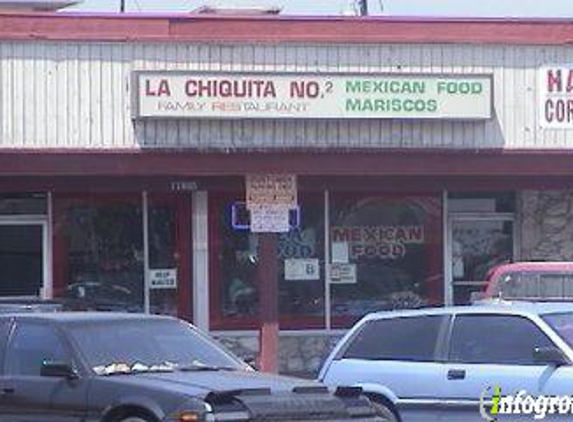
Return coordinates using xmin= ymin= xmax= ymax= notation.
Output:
xmin=331 ymin=225 xmax=425 ymax=260
xmin=134 ymin=72 xmax=492 ymax=120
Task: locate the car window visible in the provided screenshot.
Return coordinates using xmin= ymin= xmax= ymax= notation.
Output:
xmin=540 ymin=275 xmax=573 ymax=298
xmin=496 ymin=272 xmax=539 ymax=298
xmin=0 ymin=319 xmax=11 ymax=374
xmin=5 ymin=323 xmax=70 ymax=376
xmin=342 ymin=315 xmax=445 ymax=362
xmin=449 ymin=314 xmax=554 ymax=365
xmin=495 ymin=272 xmax=573 ymax=300
xmin=543 ymin=312 xmax=573 ymax=349
xmin=67 ymin=319 xmax=243 ymax=373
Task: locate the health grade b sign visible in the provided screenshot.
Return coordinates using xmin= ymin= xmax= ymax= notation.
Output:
xmin=134 ymin=72 xmax=492 ymax=120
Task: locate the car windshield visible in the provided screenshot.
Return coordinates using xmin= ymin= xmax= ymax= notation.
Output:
xmin=67 ymin=319 xmax=245 ymax=375
xmin=543 ymin=312 xmax=573 ymax=349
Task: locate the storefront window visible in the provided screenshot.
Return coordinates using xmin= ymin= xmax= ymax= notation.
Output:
xmin=449 ymin=192 xmax=515 ymax=213
xmin=59 ymin=198 xmax=144 ymax=312
xmin=211 ymin=195 xmax=325 ymax=329
xmin=329 ymin=195 xmax=443 ymax=327
xmin=0 ymin=193 xmax=46 ymax=215
xmin=451 ymin=219 xmax=514 ymax=304
xmin=212 ymin=192 xmax=442 ymax=330
xmin=216 ymin=202 xmax=260 ymax=321
xmin=448 ymin=192 xmax=515 ymax=305
xmin=278 ymin=198 xmax=325 ymax=325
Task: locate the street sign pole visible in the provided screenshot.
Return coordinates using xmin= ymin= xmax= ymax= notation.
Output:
xmin=246 ymin=174 xmax=297 ymax=374
xmin=245 ymin=174 xmax=297 ymax=373
xmin=258 ymin=233 xmax=279 ymax=373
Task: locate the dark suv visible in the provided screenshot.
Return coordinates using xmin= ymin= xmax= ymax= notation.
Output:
xmin=0 ymin=312 xmax=388 ymax=422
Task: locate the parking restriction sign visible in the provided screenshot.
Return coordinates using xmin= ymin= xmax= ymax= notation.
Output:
xmin=246 ymin=174 xmax=297 ymax=209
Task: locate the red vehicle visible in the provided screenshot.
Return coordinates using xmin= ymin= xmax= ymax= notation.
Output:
xmin=483 ymin=261 xmax=573 ymax=301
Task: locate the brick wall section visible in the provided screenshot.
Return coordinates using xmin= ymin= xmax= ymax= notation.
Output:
xmin=215 ymin=333 xmax=344 ymax=378
xmin=521 ymin=191 xmax=573 ymax=260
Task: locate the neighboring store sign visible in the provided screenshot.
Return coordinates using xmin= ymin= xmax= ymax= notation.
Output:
xmin=330 ymin=263 xmax=357 ymax=285
xmin=149 ymin=269 xmax=177 ymax=289
xmin=134 ymin=72 xmax=492 ymax=120
xmin=539 ymin=65 xmax=573 ymax=128
xmin=285 ymin=258 xmax=320 ymax=281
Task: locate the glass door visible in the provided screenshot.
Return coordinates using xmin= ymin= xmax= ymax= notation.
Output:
xmin=146 ymin=193 xmax=192 ymax=318
xmin=447 ymin=214 xmax=515 ymax=305
xmin=0 ymin=218 xmax=48 ymax=298
xmin=148 ymin=195 xmax=178 ymax=316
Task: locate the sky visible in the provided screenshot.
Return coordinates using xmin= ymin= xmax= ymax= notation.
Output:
xmin=69 ymin=0 xmax=573 ymax=18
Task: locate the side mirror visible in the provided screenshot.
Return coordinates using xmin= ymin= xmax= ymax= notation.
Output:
xmin=40 ymin=361 xmax=79 ymax=380
xmin=533 ymin=347 xmax=570 ymax=367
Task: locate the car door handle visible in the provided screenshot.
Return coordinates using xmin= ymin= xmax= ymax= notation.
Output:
xmin=0 ymin=387 xmax=14 ymax=395
xmin=447 ymin=369 xmax=466 ymax=380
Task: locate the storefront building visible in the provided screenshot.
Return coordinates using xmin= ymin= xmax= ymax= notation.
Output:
xmin=2 ymin=12 xmax=573 ymax=374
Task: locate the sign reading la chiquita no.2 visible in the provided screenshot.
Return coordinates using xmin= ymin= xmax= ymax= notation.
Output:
xmin=540 ymin=65 xmax=573 ymax=129
xmin=133 ymin=72 xmax=492 ymax=120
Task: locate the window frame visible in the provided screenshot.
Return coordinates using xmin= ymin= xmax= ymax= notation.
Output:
xmin=446 ymin=313 xmax=557 ymax=366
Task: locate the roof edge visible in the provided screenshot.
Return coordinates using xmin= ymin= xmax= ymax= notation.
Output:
xmin=0 ymin=13 xmax=572 ymax=44
xmin=26 ymin=12 xmax=573 ymax=23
